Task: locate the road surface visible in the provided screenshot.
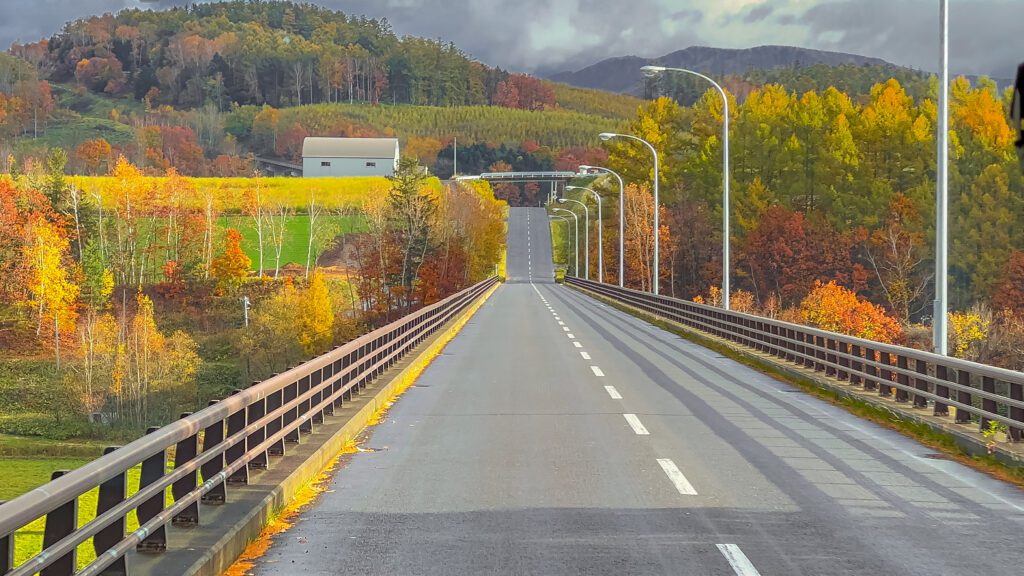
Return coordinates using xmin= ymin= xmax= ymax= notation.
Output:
xmin=250 ymin=207 xmax=1024 ymax=575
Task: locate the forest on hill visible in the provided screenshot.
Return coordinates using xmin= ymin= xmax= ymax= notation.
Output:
xmin=557 ymin=75 xmax=1024 ymax=369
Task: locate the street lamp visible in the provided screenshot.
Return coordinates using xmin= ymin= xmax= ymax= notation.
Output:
xmin=600 ymin=132 xmax=660 ymax=294
xmin=557 ymin=197 xmax=590 ymax=280
xmin=566 ymin=185 xmax=603 ymax=283
xmin=551 ymin=207 xmax=579 ymax=276
xmin=642 ymin=64 xmax=731 ymax=310
xmin=580 ymin=165 xmax=626 ymax=288
xmin=549 ymin=215 xmax=572 ymax=273
xmin=934 ymin=0 xmax=950 ymax=355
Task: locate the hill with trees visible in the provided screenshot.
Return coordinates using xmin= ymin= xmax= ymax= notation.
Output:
xmin=0 ymin=0 xmax=641 ymax=177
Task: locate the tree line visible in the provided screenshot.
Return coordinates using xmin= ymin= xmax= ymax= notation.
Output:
xmin=560 ymin=75 xmax=1024 ymax=368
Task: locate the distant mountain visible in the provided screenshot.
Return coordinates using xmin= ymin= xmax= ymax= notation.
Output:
xmin=549 ymin=45 xmax=894 ymax=96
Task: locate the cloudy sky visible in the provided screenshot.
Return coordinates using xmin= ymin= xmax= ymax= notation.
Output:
xmin=1 ymin=0 xmax=1019 ymax=78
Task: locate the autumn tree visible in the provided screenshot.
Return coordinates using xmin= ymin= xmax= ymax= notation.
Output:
xmin=210 ymin=228 xmax=252 ymax=290
xmin=799 ymin=281 xmax=903 ymax=343
xmin=22 ymin=216 xmax=80 ymax=366
xmin=388 ymin=156 xmax=435 ymax=310
xmin=861 ymin=193 xmax=931 ymax=324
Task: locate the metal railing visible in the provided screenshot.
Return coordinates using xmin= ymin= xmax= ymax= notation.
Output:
xmin=0 ymin=277 xmax=498 ymax=576
xmin=567 ymin=277 xmax=1024 ymax=442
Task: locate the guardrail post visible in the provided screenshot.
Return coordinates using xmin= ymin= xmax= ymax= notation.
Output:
xmin=1 ymin=502 xmax=12 ymax=575
xmin=1010 ymin=380 xmax=1024 ymax=442
xmin=956 ymin=370 xmax=973 ymax=424
xmin=248 ymin=381 xmax=269 ymax=470
xmin=879 ymin=352 xmax=893 ymax=398
xmin=814 ymin=335 xmax=826 ymax=372
xmin=283 ymin=377 xmax=300 ymax=444
xmin=311 ymin=369 xmax=325 ymax=424
xmin=849 ymin=344 xmax=862 ymax=386
xmin=980 ymin=376 xmax=997 ymax=432
xmin=94 ymin=446 xmax=127 ymax=575
xmin=226 ymin=390 xmax=249 ymax=485
xmin=171 ymin=412 xmax=200 ymax=527
xmin=825 ymin=338 xmax=837 ymax=376
xmin=837 ymin=341 xmax=849 ymax=380
xmin=297 ymin=375 xmax=313 ymax=434
xmin=913 ymin=360 xmax=929 ymax=409
xmin=40 ymin=470 xmax=75 ymax=576
xmin=863 ymin=347 xmax=878 ymax=391
xmin=265 ymin=374 xmax=285 ymax=456
xmin=136 ymin=426 xmax=167 ymax=552
xmin=332 ymin=354 xmax=345 ymax=408
xmin=200 ymin=400 xmax=226 ymax=505
xmin=935 ymin=365 xmax=951 ymax=416
xmin=342 ymin=354 xmax=354 ymax=402
xmin=321 ymin=362 xmax=335 ymax=416
xmin=895 ymin=355 xmax=910 ymax=403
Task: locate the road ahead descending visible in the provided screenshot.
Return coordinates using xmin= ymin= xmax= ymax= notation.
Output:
xmin=251 ymin=207 xmax=1024 ymax=575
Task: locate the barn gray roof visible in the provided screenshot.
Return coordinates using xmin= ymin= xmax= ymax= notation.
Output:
xmin=302 ymin=137 xmax=399 ymax=159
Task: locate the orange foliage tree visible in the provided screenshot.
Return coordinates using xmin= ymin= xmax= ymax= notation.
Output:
xmin=210 ymin=228 xmax=251 ymax=289
xmin=799 ymin=281 xmax=903 ymax=344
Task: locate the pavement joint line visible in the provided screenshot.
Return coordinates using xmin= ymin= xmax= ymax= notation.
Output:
xmin=623 ymin=413 xmax=650 ymax=435
xmin=717 ymin=544 xmax=762 ymax=576
xmin=605 ymin=385 xmax=623 ymax=399
xmin=657 ymin=458 xmax=699 ymax=495
xmin=590 ymin=366 xmax=605 ymax=377
xmin=580 ymin=351 xmax=591 ymax=360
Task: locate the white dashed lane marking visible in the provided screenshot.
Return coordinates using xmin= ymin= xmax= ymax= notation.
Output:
xmin=573 ymin=342 xmax=583 ymax=348
xmin=590 ymin=366 xmax=605 ymax=377
xmin=656 ymin=458 xmax=698 ymax=496
xmin=604 ymin=385 xmax=622 ymax=399
xmin=717 ymin=544 xmax=762 ymax=576
xmin=623 ymin=414 xmax=649 ymax=435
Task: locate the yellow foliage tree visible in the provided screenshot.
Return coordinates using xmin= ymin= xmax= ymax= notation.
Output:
xmin=297 ymin=269 xmax=335 ymax=356
xmin=23 ymin=216 xmax=79 ymax=366
xmin=210 ymin=228 xmax=252 ymax=289
xmin=948 ymin=309 xmax=991 ymax=360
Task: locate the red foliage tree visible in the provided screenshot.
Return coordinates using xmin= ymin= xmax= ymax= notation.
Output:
xmin=993 ymin=251 xmax=1024 ymax=313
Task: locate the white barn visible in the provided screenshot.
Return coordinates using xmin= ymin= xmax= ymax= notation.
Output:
xmin=301 ymin=137 xmax=400 ymax=177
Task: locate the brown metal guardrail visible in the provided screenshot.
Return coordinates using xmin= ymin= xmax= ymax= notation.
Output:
xmin=567 ymin=277 xmax=1024 ymax=442
xmin=0 ymin=276 xmax=498 ymax=576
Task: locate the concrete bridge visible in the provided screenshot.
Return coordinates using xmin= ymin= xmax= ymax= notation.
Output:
xmin=3 ymin=207 xmax=1024 ymax=576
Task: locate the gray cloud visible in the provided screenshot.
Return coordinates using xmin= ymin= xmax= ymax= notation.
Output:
xmin=799 ymin=0 xmax=1021 ymax=78
xmin=0 ymin=0 xmax=1017 ymax=79
xmin=743 ymin=4 xmax=775 ymax=24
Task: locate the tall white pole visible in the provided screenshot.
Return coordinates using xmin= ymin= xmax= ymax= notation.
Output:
xmin=580 ymin=166 xmax=627 ymax=287
xmin=553 ymin=208 xmax=579 ymax=276
xmin=453 ymin=136 xmax=457 ymax=177
xmin=642 ymin=66 xmax=729 ymax=308
xmin=560 ymin=198 xmax=590 ymax=280
xmin=568 ymin=186 xmax=604 ymax=283
xmin=934 ymin=0 xmax=949 ymax=355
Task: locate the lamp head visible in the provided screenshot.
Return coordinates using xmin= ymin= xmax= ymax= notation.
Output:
xmin=641 ymin=65 xmax=666 ymax=78
xmin=557 ymin=198 xmax=567 ymax=203
xmin=598 ymin=132 xmax=615 ymax=142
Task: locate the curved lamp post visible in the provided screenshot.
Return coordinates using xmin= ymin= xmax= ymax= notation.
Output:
xmin=642 ymin=64 xmax=730 ymax=309
xmin=549 ymin=215 xmax=572 ymax=273
xmin=566 ymin=185 xmax=603 ymax=283
xmin=551 ymin=207 xmax=579 ymax=276
xmin=580 ymin=165 xmax=626 ymax=287
xmin=599 ymin=132 xmax=660 ymax=294
xmin=557 ymin=197 xmax=590 ymax=280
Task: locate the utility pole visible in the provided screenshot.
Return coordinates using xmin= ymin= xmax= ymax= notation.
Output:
xmin=243 ymin=296 xmax=251 ymax=328
xmin=453 ymin=136 xmax=457 ymax=178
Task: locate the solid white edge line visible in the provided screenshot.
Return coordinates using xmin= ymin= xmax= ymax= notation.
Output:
xmin=623 ymin=413 xmax=649 ymax=435
xmin=604 ymin=385 xmax=623 ymax=399
xmin=590 ymin=366 xmax=605 ymax=377
xmin=716 ymin=544 xmax=761 ymax=576
xmin=573 ymin=342 xmax=583 ymax=348
xmin=656 ymin=458 xmax=698 ymax=495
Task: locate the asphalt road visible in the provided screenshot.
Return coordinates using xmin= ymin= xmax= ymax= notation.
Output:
xmin=250 ymin=207 xmax=1024 ymax=575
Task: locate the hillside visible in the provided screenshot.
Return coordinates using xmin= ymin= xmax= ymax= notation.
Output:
xmin=0 ymin=0 xmax=639 ymax=176
xmin=550 ymin=45 xmax=895 ymax=96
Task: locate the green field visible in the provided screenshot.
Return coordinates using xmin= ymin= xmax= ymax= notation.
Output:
xmin=219 ymin=214 xmax=367 ymax=270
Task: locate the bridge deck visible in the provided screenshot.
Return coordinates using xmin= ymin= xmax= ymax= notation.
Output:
xmin=248 ymin=207 xmax=1024 ymax=575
